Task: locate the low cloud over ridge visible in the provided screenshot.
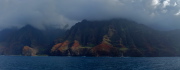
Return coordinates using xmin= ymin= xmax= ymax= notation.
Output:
xmin=0 ymin=0 xmax=180 ymax=30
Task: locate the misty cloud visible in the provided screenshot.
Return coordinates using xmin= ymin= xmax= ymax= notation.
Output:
xmin=0 ymin=0 xmax=180 ymax=30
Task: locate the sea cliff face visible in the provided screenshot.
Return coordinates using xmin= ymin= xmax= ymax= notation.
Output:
xmin=50 ymin=19 xmax=179 ymax=57
xmin=0 ymin=19 xmax=180 ymax=57
xmin=0 ymin=25 xmax=65 ymax=55
xmin=22 ymin=46 xmax=37 ymax=56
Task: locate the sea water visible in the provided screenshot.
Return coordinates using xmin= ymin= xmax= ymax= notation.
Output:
xmin=0 ymin=56 xmax=180 ymax=70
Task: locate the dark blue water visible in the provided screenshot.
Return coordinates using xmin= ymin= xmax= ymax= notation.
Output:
xmin=0 ymin=56 xmax=180 ymax=70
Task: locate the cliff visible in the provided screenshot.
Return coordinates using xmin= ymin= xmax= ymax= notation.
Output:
xmin=0 ymin=19 xmax=180 ymax=57
xmin=52 ymin=19 xmax=178 ymax=57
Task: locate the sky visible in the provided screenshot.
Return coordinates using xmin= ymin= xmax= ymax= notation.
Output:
xmin=0 ymin=0 xmax=180 ymax=30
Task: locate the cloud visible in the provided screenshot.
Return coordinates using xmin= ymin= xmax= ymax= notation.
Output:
xmin=0 ymin=0 xmax=180 ymax=30
xmin=0 ymin=0 xmax=78 ymax=30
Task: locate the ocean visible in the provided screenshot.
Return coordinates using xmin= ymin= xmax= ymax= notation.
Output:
xmin=0 ymin=56 xmax=179 ymax=70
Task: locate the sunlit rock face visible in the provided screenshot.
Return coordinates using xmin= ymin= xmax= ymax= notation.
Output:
xmin=51 ymin=40 xmax=91 ymax=56
xmin=89 ymin=35 xmax=119 ymax=57
xmin=70 ymin=40 xmax=91 ymax=56
xmin=51 ymin=40 xmax=70 ymax=56
xmin=90 ymin=42 xmax=119 ymax=57
xmin=70 ymin=40 xmax=82 ymax=56
xmin=22 ymin=46 xmax=37 ymax=56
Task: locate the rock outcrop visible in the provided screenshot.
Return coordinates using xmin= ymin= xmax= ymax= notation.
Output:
xmin=51 ymin=40 xmax=91 ymax=56
xmin=51 ymin=41 xmax=70 ymax=56
xmin=70 ymin=40 xmax=91 ymax=56
xmin=22 ymin=46 xmax=37 ymax=56
xmin=89 ymin=35 xmax=119 ymax=56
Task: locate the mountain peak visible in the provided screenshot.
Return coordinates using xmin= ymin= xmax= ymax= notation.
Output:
xmin=18 ymin=24 xmax=40 ymax=33
xmin=81 ymin=19 xmax=88 ymax=22
xmin=22 ymin=24 xmax=35 ymax=29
